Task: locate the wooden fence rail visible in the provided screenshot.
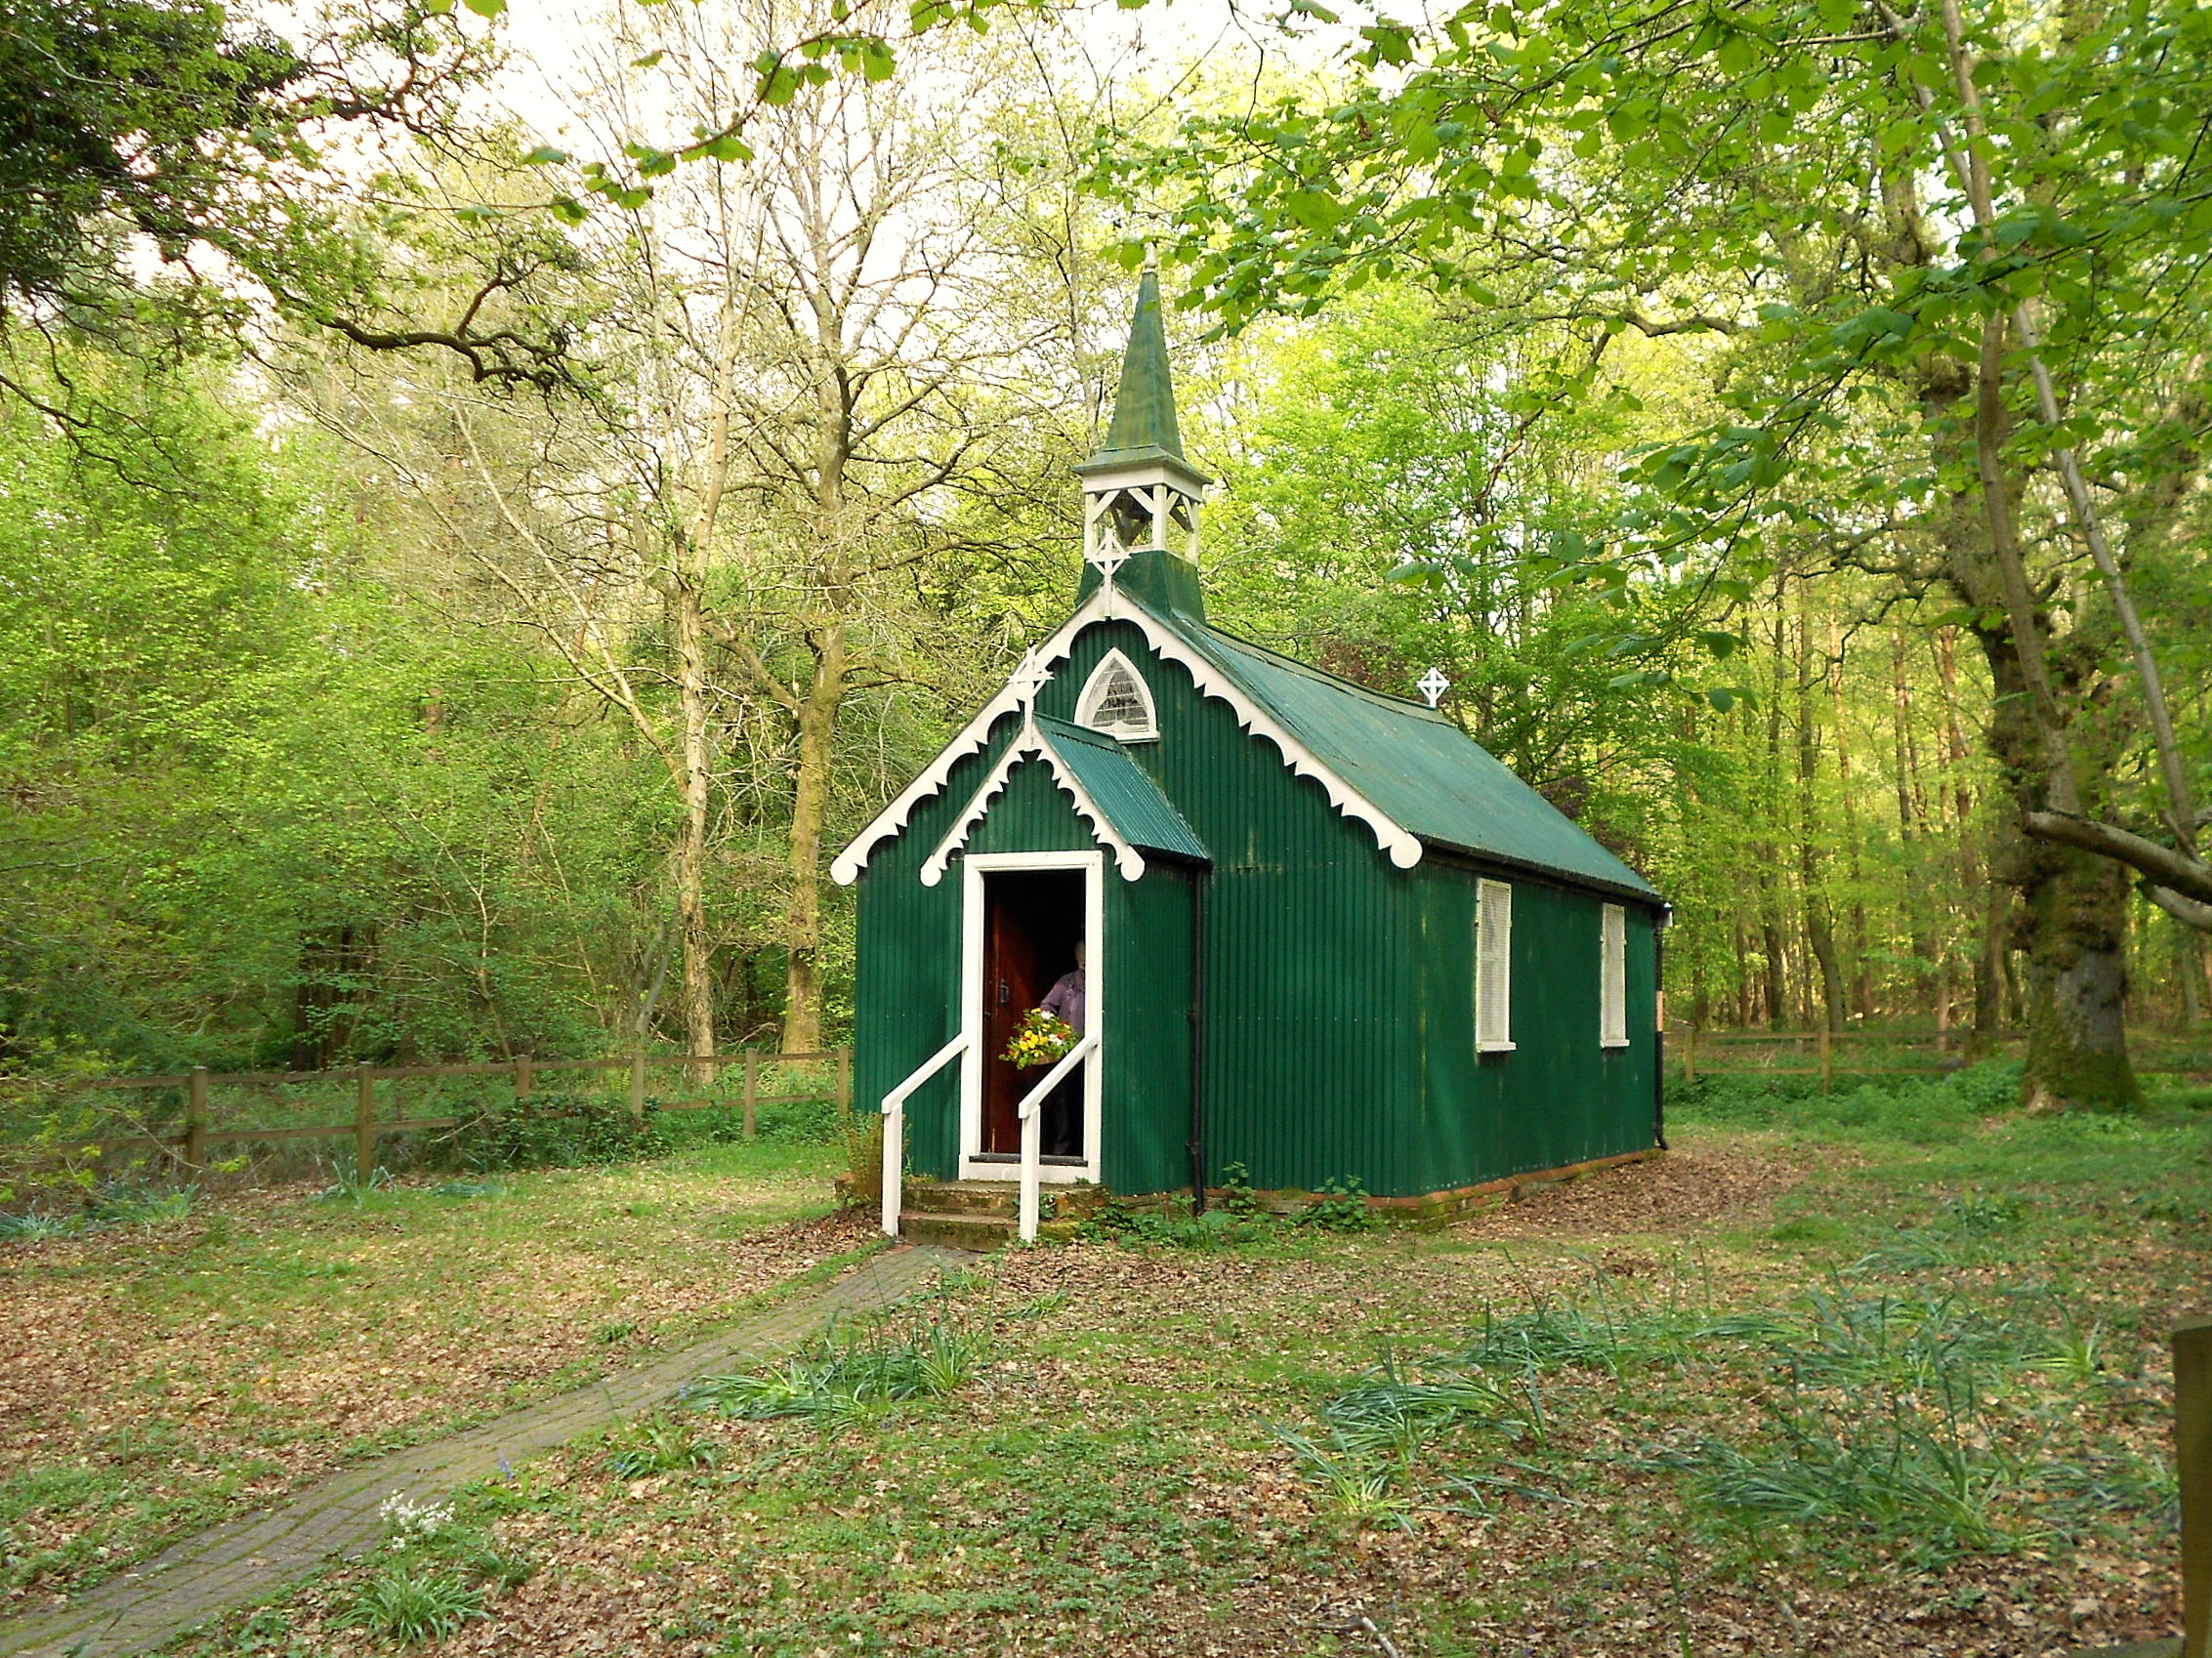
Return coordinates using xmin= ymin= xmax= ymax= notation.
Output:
xmin=26 ymin=1050 xmax=854 ymax=1183
xmin=1669 ymin=1024 xmax=2212 ymax=1094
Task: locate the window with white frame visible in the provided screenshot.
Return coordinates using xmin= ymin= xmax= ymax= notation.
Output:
xmin=1074 ymin=649 xmax=1158 ymax=742
xmin=1601 ymin=903 xmax=1629 ymax=1048
xmin=1475 ymin=880 xmax=1515 ymax=1052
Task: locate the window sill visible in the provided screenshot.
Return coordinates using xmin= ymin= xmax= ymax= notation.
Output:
xmin=1478 ymin=1041 xmax=1517 ymax=1055
xmin=1601 ymin=1039 xmax=1631 ymax=1051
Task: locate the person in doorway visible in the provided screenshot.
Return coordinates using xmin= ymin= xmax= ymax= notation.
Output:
xmin=1036 ymin=940 xmax=1085 ymax=1157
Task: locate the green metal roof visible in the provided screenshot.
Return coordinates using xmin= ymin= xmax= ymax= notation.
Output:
xmin=1073 ymin=268 xmax=1191 ymax=474
xmin=1035 ymin=715 xmax=1210 ymax=863
xmin=1156 ymin=609 xmax=1661 ymax=900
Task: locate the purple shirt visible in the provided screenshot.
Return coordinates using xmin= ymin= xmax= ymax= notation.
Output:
xmin=1040 ymin=971 xmax=1085 ymax=1035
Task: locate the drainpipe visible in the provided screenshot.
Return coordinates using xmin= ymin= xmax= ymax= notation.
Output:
xmin=1188 ymin=864 xmax=1210 ymax=1214
xmin=1653 ymin=906 xmax=1671 ymax=1152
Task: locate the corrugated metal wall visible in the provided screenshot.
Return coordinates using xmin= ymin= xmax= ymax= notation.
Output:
xmin=851 ymin=615 xmax=1660 ymax=1200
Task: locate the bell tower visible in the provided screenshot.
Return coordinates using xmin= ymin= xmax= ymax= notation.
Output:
xmin=1072 ymin=255 xmax=1210 ymax=618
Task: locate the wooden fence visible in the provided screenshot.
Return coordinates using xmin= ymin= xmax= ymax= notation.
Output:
xmin=1670 ymin=1024 xmax=2212 ymax=1094
xmin=46 ymin=1050 xmax=853 ymax=1182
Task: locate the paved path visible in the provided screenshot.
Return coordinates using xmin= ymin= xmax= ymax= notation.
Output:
xmin=0 ymin=1244 xmax=974 ymax=1658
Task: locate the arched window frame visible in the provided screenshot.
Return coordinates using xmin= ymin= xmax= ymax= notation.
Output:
xmin=1073 ymin=649 xmax=1159 ymax=743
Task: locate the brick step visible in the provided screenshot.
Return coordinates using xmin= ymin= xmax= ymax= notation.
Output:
xmin=900 ymin=1179 xmax=1109 ymax=1219
xmin=895 ymin=1211 xmax=1085 ymax=1251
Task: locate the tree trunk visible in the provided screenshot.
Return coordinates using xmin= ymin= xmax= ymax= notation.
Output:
xmin=672 ymin=581 xmax=719 ymax=1071
xmin=1972 ymin=871 xmax=2010 ymax=1056
xmin=1825 ymin=618 xmax=1873 ymax=1021
xmin=2013 ymin=839 xmax=2139 ymax=1112
xmin=1795 ymin=606 xmax=1845 ymax=1031
xmin=780 ymin=622 xmax=848 ymax=1055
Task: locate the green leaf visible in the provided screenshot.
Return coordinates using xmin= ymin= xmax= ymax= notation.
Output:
xmin=461 ymin=0 xmax=504 ymax=19
xmin=631 ymin=49 xmax=665 ymax=67
xmin=1284 ymin=189 xmax=1346 ymax=230
xmin=522 ymin=145 xmax=568 ymax=166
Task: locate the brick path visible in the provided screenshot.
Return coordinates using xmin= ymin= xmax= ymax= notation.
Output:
xmin=0 ymin=1244 xmax=974 ymax=1658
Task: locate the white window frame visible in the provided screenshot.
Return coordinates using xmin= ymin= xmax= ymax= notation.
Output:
xmin=1600 ymin=902 xmax=1630 ymax=1049
xmin=1475 ymin=879 xmax=1515 ymax=1053
xmin=1073 ymin=648 xmax=1159 ymax=743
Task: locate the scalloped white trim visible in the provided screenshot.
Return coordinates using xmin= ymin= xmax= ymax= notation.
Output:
xmin=919 ymin=718 xmax=1148 ymax=886
xmin=830 ymin=587 xmax=1422 ymax=883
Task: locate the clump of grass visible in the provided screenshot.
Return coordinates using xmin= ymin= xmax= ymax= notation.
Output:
xmin=85 ymin=1180 xmax=197 ymax=1227
xmin=1277 ymin=1351 xmax=1544 ymax=1527
xmin=687 ymin=1317 xmax=986 ymax=1428
xmin=605 ymin=1413 xmax=718 ymax=1478
xmin=317 ymin=1165 xmax=395 ymax=1205
xmin=1665 ymin=1375 xmax=2032 ymax=1563
xmin=0 ymin=1210 xmax=79 ymax=1241
xmin=347 ymin=1565 xmax=483 ymax=1643
xmin=1447 ymin=1288 xmax=1691 ymax=1377
xmin=430 ymin=1177 xmax=501 ymax=1199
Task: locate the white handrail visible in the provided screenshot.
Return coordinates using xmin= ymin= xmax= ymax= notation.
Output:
xmin=1013 ymin=1030 xmax=1098 ymax=1244
xmin=879 ymin=1033 xmax=969 ymax=1237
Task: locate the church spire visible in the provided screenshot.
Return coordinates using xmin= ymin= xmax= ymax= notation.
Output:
xmin=1090 ymin=264 xmax=1187 ymax=467
xmin=1072 ymin=256 xmax=1210 ymax=615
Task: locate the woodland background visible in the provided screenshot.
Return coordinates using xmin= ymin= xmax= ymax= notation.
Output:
xmin=3 ymin=0 xmax=2208 ymax=1111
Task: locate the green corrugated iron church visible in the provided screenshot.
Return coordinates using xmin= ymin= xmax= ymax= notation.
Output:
xmin=833 ymin=268 xmax=1666 ymax=1231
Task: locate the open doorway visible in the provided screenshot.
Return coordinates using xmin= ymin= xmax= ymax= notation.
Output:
xmin=977 ymin=867 xmax=1087 ymax=1163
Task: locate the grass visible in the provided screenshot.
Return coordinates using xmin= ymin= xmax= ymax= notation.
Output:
xmin=112 ymin=1060 xmax=2212 ymax=1654
xmin=0 ymin=1136 xmax=855 ymax=1607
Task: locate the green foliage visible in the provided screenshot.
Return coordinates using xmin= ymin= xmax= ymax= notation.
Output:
xmin=1080 ymin=1197 xmax=1272 ymax=1250
xmin=1672 ymin=1062 xmax=2024 ymax=1142
xmin=686 ymin=1318 xmax=987 ymax=1428
xmin=838 ymin=1107 xmax=885 ymax=1201
xmin=454 ymin=1097 xmax=671 ymax=1172
xmin=347 ymin=1565 xmax=483 ymax=1643
xmin=605 ymin=1413 xmax=719 ymax=1479
xmin=1292 ymin=1178 xmax=1388 ymax=1233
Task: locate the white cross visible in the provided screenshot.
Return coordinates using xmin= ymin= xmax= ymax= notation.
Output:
xmin=1417 ymin=667 xmax=1450 ymax=708
xmin=1010 ymin=649 xmax=1051 ymax=708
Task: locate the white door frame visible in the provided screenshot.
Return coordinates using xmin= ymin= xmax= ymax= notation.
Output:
xmin=959 ymin=850 xmax=1105 ymax=1184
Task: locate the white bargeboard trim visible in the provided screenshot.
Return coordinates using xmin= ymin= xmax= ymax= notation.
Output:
xmin=830 ymin=587 xmax=1421 ymax=885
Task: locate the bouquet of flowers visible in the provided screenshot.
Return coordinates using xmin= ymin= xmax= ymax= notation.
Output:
xmin=1001 ymin=1007 xmax=1076 ymax=1068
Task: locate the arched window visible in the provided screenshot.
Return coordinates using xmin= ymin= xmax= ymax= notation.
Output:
xmin=1074 ymin=649 xmax=1158 ymax=742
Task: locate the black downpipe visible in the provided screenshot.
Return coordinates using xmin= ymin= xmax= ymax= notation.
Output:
xmin=1188 ymin=864 xmax=1210 ymax=1214
xmin=1653 ymin=912 xmax=1670 ymax=1151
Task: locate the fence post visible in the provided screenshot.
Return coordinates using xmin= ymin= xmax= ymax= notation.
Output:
xmin=183 ymin=1066 xmax=210 ymax=1177
xmin=837 ymin=1048 xmax=853 ymax=1117
xmin=1683 ymin=1025 xmax=1697 ymax=1084
xmin=628 ymin=1051 xmax=647 ymax=1123
xmin=2180 ymin=1315 xmax=2210 ymax=1658
xmin=514 ymin=1053 xmax=533 ymax=1106
xmin=1818 ymin=1025 xmax=1833 ymax=1095
xmin=742 ymin=1052 xmax=759 ymax=1141
xmin=354 ymin=1064 xmax=376 ymax=1184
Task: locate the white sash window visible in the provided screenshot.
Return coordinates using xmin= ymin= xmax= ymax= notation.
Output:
xmin=1601 ymin=902 xmax=1629 ymax=1048
xmin=1476 ymin=880 xmax=1515 ymax=1053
